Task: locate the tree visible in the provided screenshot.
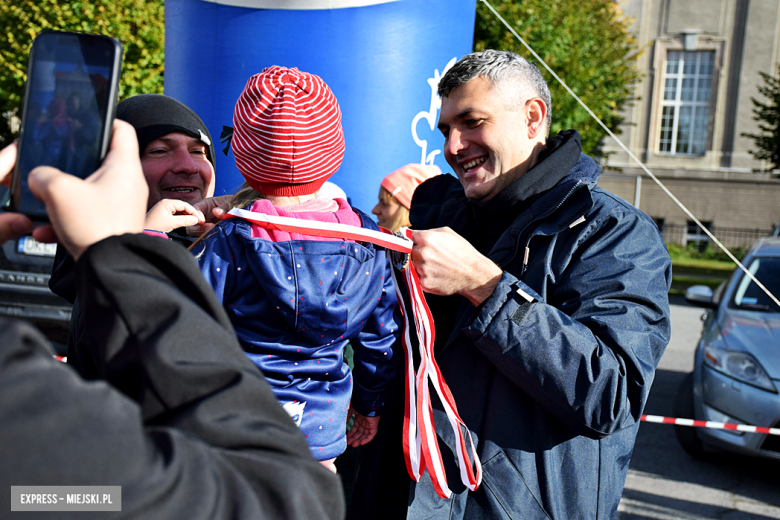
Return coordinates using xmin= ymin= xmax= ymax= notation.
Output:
xmin=474 ymin=0 xmax=642 ymax=157
xmin=0 ymin=0 xmax=165 ymax=146
xmin=742 ymin=66 xmax=780 ymax=174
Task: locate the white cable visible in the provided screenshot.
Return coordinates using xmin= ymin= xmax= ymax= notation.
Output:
xmin=480 ymin=0 xmax=780 ymax=308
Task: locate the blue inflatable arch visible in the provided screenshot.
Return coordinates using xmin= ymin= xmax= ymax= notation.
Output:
xmin=165 ymin=0 xmax=475 ymax=213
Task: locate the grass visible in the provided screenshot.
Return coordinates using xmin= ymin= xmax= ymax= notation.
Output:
xmin=670 ymin=259 xmax=733 ymax=276
xmin=667 ymin=243 xmax=738 ymax=295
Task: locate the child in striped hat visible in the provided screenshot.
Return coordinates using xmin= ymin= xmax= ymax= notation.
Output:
xmin=192 ymin=66 xmax=400 ymax=472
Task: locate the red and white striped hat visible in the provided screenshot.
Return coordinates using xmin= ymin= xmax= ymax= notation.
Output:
xmin=232 ymin=66 xmax=345 ymax=196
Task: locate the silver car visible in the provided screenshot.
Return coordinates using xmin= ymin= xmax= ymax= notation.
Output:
xmin=675 ymin=237 xmax=780 ymax=461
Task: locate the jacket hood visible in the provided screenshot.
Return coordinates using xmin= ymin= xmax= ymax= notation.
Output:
xmin=228 ymin=206 xmax=388 ymax=345
xmin=469 ymin=129 xmax=599 ymax=213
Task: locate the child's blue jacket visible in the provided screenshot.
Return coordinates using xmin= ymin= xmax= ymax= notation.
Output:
xmin=194 ymin=203 xmax=400 ymax=460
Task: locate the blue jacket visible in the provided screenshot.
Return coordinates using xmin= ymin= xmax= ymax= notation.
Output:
xmin=194 ymin=201 xmax=400 ymax=460
xmin=350 ymin=131 xmax=671 ymax=519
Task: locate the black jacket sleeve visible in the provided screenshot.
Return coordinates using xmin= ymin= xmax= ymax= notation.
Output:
xmin=0 ymin=234 xmax=344 ymax=519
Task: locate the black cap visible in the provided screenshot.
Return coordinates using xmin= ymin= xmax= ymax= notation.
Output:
xmin=116 ymin=94 xmax=216 ymax=170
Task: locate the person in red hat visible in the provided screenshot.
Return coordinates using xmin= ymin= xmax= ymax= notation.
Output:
xmin=192 ymin=66 xmax=400 ymax=473
xmin=372 ymin=163 xmax=441 ymax=233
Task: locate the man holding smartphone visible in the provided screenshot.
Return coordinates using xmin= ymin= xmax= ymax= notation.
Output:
xmin=0 ymin=120 xmax=344 ymax=519
xmin=49 ymin=94 xmax=220 ymax=377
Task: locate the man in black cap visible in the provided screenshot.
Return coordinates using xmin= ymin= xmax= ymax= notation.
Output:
xmin=116 ymin=94 xmax=217 ymax=242
xmin=117 ymin=94 xmax=216 ymax=210
xmin=49 ymin=94 xmax=218 ymax=377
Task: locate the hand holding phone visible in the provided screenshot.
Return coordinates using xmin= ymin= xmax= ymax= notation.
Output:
xmin=28 ymin=120 xmax=148 ymax=260
xmin=6 ymin=30 xmax=123 ymax=221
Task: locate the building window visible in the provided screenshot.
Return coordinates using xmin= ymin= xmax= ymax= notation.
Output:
xmin=652 ymin=218 xmax=665 ymax=234
xmin=658 ymin=51 xmax=715 ymax=155
xmin=686 ymin=220 xmax=712 ymax=251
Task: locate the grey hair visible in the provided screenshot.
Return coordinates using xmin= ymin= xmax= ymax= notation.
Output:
xmin=438 ymin=50 xmax=552 ymax=134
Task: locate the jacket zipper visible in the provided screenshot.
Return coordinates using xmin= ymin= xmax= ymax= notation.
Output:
xmin=501 ymin=181 xmax=585 ymax=275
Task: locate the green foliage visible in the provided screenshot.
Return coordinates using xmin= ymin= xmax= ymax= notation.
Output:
xmin=0 ymin=0 xmax=165 ymax=146
xmin=667 ymin=242 xmax=744 ymax=269
xmin=742 ymin=65 xmax=780 ymax=173
xmin=474 ymin=0 xmax=642 ymax=157
xmin=667 ymin=243 xmax=735 ymax=295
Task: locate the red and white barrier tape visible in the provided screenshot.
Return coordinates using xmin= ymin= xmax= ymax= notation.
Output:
xmin=641 ymin=414 xmax=780 ymax=435
xmin=224 ymin=209 xmax=482 ymax=498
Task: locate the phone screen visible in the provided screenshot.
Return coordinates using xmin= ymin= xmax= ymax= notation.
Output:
xmin=9 ymin=31 xmax=121 ymax=220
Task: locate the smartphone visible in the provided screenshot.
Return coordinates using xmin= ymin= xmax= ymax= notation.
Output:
xmin=7 ymin=30 xmax=122 ymax=221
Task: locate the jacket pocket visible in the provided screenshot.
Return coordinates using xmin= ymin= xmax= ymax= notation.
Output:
xmin=480 ymin=451 xmax=552 ymax=520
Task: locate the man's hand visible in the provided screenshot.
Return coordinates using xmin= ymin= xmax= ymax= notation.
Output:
xmin=0 ymin=143 xmax=34 ymax=243
xmin=28 ymin=120 xmax=148 ymax=260
xmin=346 ymin=407 xmax=380 ymax=447
xmin=411 ymin=227 xmax=503 ymax=306
xmin=145 ymin=199 xmax=205 ymax=233
xmin=187 ymin=194 xmax=232 ymax=236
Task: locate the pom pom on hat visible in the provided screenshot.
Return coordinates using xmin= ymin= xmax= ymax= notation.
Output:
xmin=232 ymin=66 xmax=345 ymax=197
xmin=380 ymin=163 xmax=442 ymax=209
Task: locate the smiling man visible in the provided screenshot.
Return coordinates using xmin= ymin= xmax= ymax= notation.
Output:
xmin=116 ymin=94 xmax=216 ymax=211
xmin=140 ymin=131 xmax=213 ymax=207
xmin=350 ymin=50 xmax=672 ymax=520
xmin=48 ymin=95 xmax=217 ymax=379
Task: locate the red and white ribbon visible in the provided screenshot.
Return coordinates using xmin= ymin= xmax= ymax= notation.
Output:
xmin=224 ymin=209 xmax=482 ymax=497
xmin=226 ymin=208 xmax=412 ymax=251
xmin=641 ymin=414 xmax=780 ymax=435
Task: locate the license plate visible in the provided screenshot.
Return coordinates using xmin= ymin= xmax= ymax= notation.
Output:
xmin=18 ymin=236 xmax=57 ymax=257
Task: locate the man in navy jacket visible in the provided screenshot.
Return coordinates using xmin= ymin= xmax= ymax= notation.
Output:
xmin=350 ymin=50 xmax=671 ymax=519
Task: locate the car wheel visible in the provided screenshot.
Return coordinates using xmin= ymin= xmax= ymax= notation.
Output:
xmin=673 ymin=372 xmax=710 ymax=460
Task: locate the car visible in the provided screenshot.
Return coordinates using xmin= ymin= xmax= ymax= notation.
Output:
xmin=0 ymin=235 xmax=71 ymax=354
xmin=773 ymin=224 xmax=779 ymax=237
xmin=675 ymin=237 xmax=780 ymax=461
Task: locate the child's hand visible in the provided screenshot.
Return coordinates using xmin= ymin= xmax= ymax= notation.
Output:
xmin=186 ymin=194 xmax=232 ymax=237
xmin=145 ymin=199 xmax=205 ymax=233
xmin=346 ymin=407 xmax=380 ymax=447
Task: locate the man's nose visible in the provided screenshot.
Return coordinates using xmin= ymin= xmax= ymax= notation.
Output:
xmin=372 ymin=203 xmax=381 ymax=216
xmin=172 ymin=147 xmax=199 ymax=174
xmin=446 ymin=128 xmax=465 ymax=156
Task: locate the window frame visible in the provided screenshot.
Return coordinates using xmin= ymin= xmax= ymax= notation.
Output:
xmin=658 ymin=50 xmax=716 ymax=155
xmin=648 ymin=38 xmax=724 ymax=159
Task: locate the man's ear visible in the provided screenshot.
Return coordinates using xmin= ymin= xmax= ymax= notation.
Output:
xmin=526 ymin=98 xmax=547 ymax=139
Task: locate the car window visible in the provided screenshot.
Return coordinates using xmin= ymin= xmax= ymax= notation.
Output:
xmin=729 ymin=256 xmax=780 ymax=312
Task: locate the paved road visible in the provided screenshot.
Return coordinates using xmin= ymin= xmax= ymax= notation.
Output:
xmin=617 ymin=296 xmax=780 ymax=520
